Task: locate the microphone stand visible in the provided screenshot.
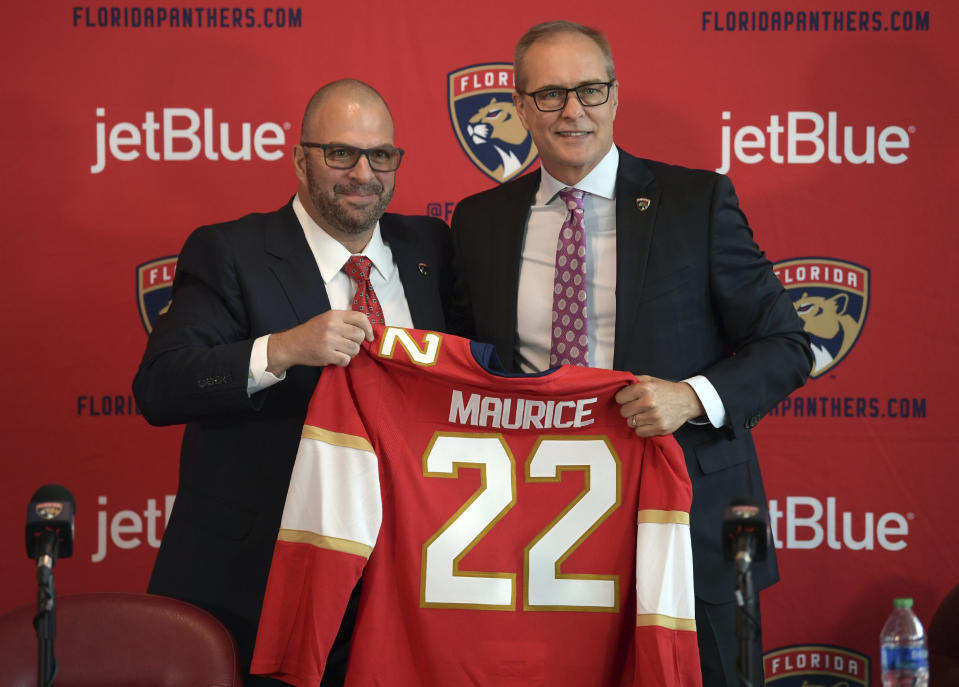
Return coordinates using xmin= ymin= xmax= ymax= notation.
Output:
xmin=33 ymin=554 xmax=57 ymax=687
xmin=734 ymin=549 xmax=760 ymax=687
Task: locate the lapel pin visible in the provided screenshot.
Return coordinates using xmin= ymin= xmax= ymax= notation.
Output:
xmin=635 ymin=197 xmax=651 ymax=212
xmin=417 ymin=262 xmax=429 ymax=276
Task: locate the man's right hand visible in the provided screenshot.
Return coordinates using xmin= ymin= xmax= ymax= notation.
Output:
xmin=266 ymin=310 xmax=374 ymax=374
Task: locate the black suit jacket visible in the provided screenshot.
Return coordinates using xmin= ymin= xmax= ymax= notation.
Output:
xmin=133 ymin=200 xmax=452 ymax=678
xmin=450 ymin=149 xmax=812 ymax=604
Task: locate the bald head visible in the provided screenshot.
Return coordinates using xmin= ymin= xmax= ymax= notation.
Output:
xmin=293 ymin=79 xmax=398 ymax=251
xmin=300 ymin=79 xmax=392 ymax=140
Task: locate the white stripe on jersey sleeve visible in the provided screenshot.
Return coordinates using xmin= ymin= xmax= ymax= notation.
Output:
xmin=279 ymin=429 xmax=382 ymax=555
xmin=635 ymin=518 xmax=696 ymax=629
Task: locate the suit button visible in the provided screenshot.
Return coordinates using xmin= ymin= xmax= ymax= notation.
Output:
xmin=745 ymin=414 xmax=761 ymax=429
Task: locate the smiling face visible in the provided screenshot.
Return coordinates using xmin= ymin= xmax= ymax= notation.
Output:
xmin=293 ymin=85 xmax=396 ymax=248
xmin=513 ymin=30 xmax=618 ymax=186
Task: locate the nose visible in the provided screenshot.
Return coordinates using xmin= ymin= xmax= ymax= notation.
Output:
xmin=347 ymin=153 xmax=377 ymax=182
xmin=559 ymin=90 xmax=585 ymax=119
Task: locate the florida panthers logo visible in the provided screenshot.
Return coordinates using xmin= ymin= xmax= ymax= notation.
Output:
xmin=763 ymin=644 xmax=869 ymax=686
xmin=137 ymin=256 xmax=177 ymax=334
xmin=773 ymin=258 xmax=870 ymax=378
xmin=448 ymin=63 xmax=538 ymax=183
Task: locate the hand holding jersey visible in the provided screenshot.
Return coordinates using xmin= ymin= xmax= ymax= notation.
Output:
xmin=616 ymin=376 xmax=706 ymax=437
xmin=266 ymin=310 xmax=374 ymax=374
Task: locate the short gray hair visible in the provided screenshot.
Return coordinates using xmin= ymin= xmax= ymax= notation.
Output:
xmin=513 ymin=21 xmax=616 ymax=91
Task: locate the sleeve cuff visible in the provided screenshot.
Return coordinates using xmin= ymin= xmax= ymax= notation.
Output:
xmin=248 ymin=334 xmax=285 ymax=395
xmin=683 ymin=375 xmax=727 ymax=428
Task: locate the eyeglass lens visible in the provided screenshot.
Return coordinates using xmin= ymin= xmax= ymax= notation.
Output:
xmin=324 ymin=145 xmax=402 ymax=171
xmin=534 ymin=83 xmax=610 ymax=111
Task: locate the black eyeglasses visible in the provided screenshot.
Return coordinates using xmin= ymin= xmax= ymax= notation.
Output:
xmin=300 ymin=142 xmax=405 ymax=172
xmin=518 ymin=81 xmax=615 ymax=113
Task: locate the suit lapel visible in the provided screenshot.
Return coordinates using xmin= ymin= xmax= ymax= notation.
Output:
xmin=613 ymin=151 xmax=660 ymax=369
xmin=491 ymin=171 xmax=540 ymax=369
xmin=382 ymin=216 xmax=444 ymax=331
xmin=265 ymin=201 xmax=332 ymax=323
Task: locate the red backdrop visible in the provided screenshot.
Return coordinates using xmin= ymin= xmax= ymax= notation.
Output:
xmin=1 ymin=2 xmax=955 ymax=684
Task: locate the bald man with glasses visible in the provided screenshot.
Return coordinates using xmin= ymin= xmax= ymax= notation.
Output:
xmin=134 ymin=79 xmax=452 ymax=687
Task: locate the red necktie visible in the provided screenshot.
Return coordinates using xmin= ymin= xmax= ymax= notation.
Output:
xmin=550 ymin=188 xmax=588 ymax=367
xmin=342 ymin=255 xmax=385 ymax=325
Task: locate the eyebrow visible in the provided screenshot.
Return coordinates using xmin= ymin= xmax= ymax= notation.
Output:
xmin=324 ymin=142 xmax=396 ymax=149
xmin=528 ymin=80 xmax=609 ymax=91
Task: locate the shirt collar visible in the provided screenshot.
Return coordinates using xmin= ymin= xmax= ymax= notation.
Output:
xmin=292 ymin=194 xmax=393 ymax=284
xmin=537 ymin=145 xmax=619 ymax=205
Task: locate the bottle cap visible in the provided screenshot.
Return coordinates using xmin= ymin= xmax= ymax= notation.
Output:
xmin=893 ymin=597 xmax=914 ymax=608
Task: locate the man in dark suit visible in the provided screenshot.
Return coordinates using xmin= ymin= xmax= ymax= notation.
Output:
xmin=449 ymin=21 xmax=812 ymax=687
xmin=133 ymin=79 xmax=452 ymax=686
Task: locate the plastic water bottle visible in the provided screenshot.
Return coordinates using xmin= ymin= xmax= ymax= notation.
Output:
xmin=880 ymin=597 xmax=929 ymax=687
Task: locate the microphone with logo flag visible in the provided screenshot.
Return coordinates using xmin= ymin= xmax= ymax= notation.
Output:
xmin=722 ymin=497 xmax=768 ymax=687
xmin=722 ymin=496 xmax=769 ymax=574
xmin=26 ymin=484 xmax=75 ymax=571
xmin=25 ymin=484 xmax=75 ymax=687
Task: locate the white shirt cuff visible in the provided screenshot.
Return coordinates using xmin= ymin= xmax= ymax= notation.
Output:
xmin=248 ymin=334 xmax=285 ymax=395
xmin=683 ymin=375 xmax=727 ymax=428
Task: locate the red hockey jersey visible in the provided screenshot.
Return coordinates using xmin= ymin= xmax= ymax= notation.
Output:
xmin=252 ymin=326 xmax=700 ymax=687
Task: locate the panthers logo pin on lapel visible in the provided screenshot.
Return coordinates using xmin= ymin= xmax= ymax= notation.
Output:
xmin=448 ymin=63 xmax=538 ymax=184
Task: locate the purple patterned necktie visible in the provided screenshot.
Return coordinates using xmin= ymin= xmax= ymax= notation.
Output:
xmin=342 ymin=255 xmax=385 ymax=325
xmin=549 ymin=188 xmax=588 ymax=367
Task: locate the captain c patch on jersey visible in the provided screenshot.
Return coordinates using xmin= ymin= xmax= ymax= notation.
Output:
xmin=448 ymin=63 xmax=538 ymax=184
xmin=773 ymin=258 xmax=870 ymax=378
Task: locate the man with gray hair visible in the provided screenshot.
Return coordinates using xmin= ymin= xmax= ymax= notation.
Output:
xmin=450 ymin=20 xmax=812 ymax=686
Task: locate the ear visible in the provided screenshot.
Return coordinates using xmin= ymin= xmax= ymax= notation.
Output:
xmin=512 ymin=91 xmax=531 ymax=131
xmin=830 ymin=293 xmax=849 ymax=315
xmin=609 ymin=80 xmax=620 ymax=120
xmin=293 ymin=145 xmax=308 ymax=185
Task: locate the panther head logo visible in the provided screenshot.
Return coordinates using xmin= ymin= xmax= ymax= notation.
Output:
xmin=794 ymin=292 xmax=863 ymax=376
xmin=137 ymin=256 xmax=178 ymax=334
xmin=448 ymin=64 xmax=538 ymax=183
xmin=466 ymin=98 xmax=530 ymax=180
xmin=773 ymin=258 xmax=870 ymax=378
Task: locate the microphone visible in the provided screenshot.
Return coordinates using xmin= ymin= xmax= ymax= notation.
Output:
xmin=26 ymin=485 xmax=76 ymax=573
xmin=722 ymin=497 xmax=768 ymax=574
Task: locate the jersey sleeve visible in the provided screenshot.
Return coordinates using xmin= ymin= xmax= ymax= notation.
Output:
xmin=633 ymin=434 xmax=702 ymax=687
xmin=251 ymin=359 xmax=382 ymax=687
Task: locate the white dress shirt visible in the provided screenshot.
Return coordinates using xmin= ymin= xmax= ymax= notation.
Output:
xmin=517 ymin=146 xmax=727 ymax=428
xmin=247 ymin=194 xmax=413 ymax=394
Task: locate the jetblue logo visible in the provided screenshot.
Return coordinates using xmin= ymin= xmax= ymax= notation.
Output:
xmin=448 ymin=64 xmax=538 ymax=183
xmin=717 ymin=111 xmax=911 ymax=175
xmin=92 ymin=107 xmax=287 ymax=174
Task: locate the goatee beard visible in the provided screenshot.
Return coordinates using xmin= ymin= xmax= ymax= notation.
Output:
xmin=308 ymin=171 xmax=394 ymax=235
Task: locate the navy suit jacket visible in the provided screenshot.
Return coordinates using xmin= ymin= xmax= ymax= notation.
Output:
xmin=133 ymin=200 xmax=452 ymax=677
xmin=449 ymin=149 xmax=812 ymax=604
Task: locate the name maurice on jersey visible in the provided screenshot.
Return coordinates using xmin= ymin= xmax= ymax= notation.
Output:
xmin=448 ymin=389 xmax=597 ymax=430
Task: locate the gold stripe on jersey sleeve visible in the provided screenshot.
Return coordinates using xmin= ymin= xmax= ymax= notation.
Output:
xmin=278 ymin=528 xmax=373 ymax=559
xmin=637 ymin=509 xmax=690 ymax=526
xmin=301 ymin=425 xmax=373 ymax=453
xmin=637 ymin=613 xmax=697 ymax=631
